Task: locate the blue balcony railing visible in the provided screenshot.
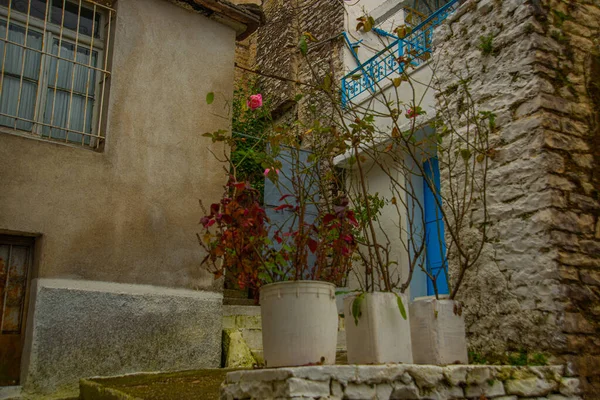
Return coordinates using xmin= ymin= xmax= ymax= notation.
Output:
xmin=341 ymin=0 xmax=460 ymax=107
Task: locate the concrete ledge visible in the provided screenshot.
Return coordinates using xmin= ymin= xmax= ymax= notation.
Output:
xmin=222 ymin=364 xmax=580 ymax=399
xmin=80 ymin=369 xmax=234 ymax=400
xmin=21 ymin=279 xmax=223 ymax=395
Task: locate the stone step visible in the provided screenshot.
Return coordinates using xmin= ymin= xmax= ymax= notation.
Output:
xmin=223 ymin=289 xmax=250 ymax=299
xmin=223 ymin=297 xmax=256 ymax=306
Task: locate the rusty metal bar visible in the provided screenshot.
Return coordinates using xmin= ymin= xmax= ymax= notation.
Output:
xmin=65 ymin=0 xmax=83 ymax=142
xmin=14 ymin=0 xmax=33 ymax=129
xmin=0 ymin=0 xmax=112 ymax=147
xmin=81 ymin=3 xmax=96 ymax=145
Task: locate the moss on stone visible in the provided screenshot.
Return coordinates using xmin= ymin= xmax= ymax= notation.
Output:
xmin=81 ymin=369 xmax=241 ymax=400
xmin=222 ymin=329 xmax=257 ymax=368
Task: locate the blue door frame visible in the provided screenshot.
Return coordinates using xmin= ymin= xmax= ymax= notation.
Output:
xmin=423 ymin=157 xmax=449 ymax=295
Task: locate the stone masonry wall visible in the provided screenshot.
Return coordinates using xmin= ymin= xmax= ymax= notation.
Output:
xmin=255 ymin=0 xmax=344 ymax=124
xmin=434 ymin=0 xmax=600 ymax=397
xmin=221 ymin=364 xmax=580 ymax=400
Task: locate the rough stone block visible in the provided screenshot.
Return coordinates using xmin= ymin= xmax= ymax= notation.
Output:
xmin=405 ymin=365 xmax=444 ymax=390
xmin=222 ymin=329 xmax=256 ymax=368
xmin=345 ymin=383 xmax=376 ymax=399
xmin=331 ymin=380 xmax=343 ymax=397
xmin=390 ymin=382 xmax=420 ymax=399
xmin=505 ymin=377 xmax=558 ymax=397
xmin=238 ymin=380 xmax=274 ymax=398
xmin=580 ymin=270 xmax=600 ymax=286
xmin=560 ymin=377 xmax=582 ymax=396
xmin=564 ymin=313 xmax=596 ymax=334
xmin=275 ymin=378 xmax=330 ymax=398
xmin=443 ymin=365 xmax=468 ymax=386
xmin=356 ymin=365 xmax=409 ymax=384
xmin=465 ymin=379 xmax=506 ymax=398
xmin=376 ymin=383 xmax=393 ymax=399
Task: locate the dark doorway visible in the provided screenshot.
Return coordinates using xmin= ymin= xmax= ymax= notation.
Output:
xmin=0 ymin=235 xmax=34 ymax=386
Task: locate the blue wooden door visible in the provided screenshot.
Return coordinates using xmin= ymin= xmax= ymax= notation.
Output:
xmin=423 ymin=157 xmax=449 ymax=295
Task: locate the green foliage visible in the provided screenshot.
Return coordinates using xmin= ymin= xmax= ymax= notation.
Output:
xmin=351 ymin=293 xmax=365 ymax=326
xmin=395 ymin=294 xmax=407 ymax=320
xmin=469 ymin=349 xmax=549 ymax=366
xmin=552 ymin=10 xmax=572 ymax=28
xmin=530 ymin=352 xmax=549 ymax=366
xmin=469 ymin=351 xmax=488 ymax=365
xmin=206 ymin=92 xmax=214 ymax=105
xmin=550 ymin=29 xmax=567 ymax=44
xmin=231 ymin=80 xmax=272 ymax=199
xmin=507 ymin=349 xmax=528 ymax=366
xmin=478 ymin=34 xmax=495 ymax=56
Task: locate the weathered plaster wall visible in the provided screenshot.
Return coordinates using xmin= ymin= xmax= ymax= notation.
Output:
xmin=0 ymin=0 xmax=235 ymax=291
xmin=20 ymin=279 xmax=222 ymax=394
xmin=435 ymin=0 xmax=600 ymax=396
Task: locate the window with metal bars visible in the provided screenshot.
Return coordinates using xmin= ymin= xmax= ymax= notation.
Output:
xmin=0 ymin=0 xmax=113 ymax=149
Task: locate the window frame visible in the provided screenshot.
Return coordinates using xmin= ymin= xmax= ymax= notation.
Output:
xmin=0 ymin=0 xmax=112 ymax=150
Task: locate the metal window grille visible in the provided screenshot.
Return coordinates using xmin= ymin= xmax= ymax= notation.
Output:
xmin=0 ymin=0 xmax=114 ymax=149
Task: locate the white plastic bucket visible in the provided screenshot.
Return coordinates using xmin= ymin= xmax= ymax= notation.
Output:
xmin=344 ymin=292 xmax=413 ymax=364
xmin=260 ymin=280 xmax=338 ymax=367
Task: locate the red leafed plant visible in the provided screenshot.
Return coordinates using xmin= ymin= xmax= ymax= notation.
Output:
xmin=269 ymin=194 xmax=358 ymax=286
xmin=198 ymin=176 xmax=358 ymax=291
xmin=198 ymin=177 xmax=270 ymax=292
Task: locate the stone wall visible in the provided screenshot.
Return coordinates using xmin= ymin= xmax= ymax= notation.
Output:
xmin=255 ymin=0 xmax=344 ymax=123
xmin=221 ymin=364 xmax=580 ymax=399
xmin=434 ymin=0 xmax=600 ymax=396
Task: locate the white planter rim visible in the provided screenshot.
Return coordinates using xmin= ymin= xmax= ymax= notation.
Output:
xmin=260 ymin=280 xmax=335 ymax=291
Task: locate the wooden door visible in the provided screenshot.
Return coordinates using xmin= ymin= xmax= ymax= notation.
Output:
xmin=0 ymin=236 xmax=34 ymax=386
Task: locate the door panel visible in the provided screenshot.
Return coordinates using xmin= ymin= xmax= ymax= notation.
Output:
xmin=423 ymin=158 xmax=449 ymax=296
xmin=0 ymin=237 xmax=34 ymax=386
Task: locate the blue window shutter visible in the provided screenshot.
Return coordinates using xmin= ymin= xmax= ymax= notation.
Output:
xmin=423 ymin=157 xmax=449 ymax=295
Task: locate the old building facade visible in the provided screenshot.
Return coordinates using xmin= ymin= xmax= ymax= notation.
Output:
xmin=243 ymin=0 xmax=600 ymax=397
xmin=0 ymin=0 xmax=260 ymax=394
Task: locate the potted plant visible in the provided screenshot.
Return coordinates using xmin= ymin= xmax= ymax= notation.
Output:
xmin=200 ymin=90 xmax=358 ymax=367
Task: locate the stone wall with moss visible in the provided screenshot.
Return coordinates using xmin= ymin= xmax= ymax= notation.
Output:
xmin=221 ymin=364 xmax=580 ymax=399
xmin=434 ymin=0 xmax=600 ymax=397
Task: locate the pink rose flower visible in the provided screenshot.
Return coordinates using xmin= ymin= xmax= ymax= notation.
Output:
xmin=247 ymin=94 xmax=263 ymax=110
xmin=406 ymin=108 xmax=416 ymax=118
xmin=264 ymin=168 xmax=280 ymax=177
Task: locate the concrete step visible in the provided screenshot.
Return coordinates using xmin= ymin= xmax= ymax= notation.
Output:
xmin=223 ymin=289 xmax=250 ymax=299
xmin=223 ymin=297 xmax=256 ymax=306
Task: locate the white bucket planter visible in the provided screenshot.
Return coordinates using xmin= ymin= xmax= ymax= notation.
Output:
xmin=343 ymin=292 xmax=413 ymax=364
xmin=260 ymin=280 xmax=338 ymax=367
xmin=409 ymin=296 xmax=468 ymax=364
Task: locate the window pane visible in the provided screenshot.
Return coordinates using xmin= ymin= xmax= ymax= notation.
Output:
xmin=0 ymin=20 xmax=43 ymax=78
xmin=51 ymin=0 xmax=100 ymax=38
xmin=0 ymin=0 xmax=48 ymax=20
xmin=47 ymin=38 xmax=97 ymax=95
xmin=0 ymin=78 xmax=36 ymax=130
xmin=0 ymin=20 xmax=42 ymax=132
xmin=43 ymin=90 xmax=92 ymax=143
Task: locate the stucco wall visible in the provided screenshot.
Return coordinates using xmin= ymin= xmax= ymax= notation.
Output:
xmin=0 ymin=0 xmax=235 ymax=291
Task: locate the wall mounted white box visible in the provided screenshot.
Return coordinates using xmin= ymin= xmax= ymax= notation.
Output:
xmin=410 ymin=297 xmax=468 ymax=364
xmin=344 ymin=292 xmax=413 ymax=364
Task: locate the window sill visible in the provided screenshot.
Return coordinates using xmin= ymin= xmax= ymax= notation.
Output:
xmin=0 ymin=126 xmax=104 ymax=153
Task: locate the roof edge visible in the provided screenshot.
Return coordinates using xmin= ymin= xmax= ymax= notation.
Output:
xmin=193 ymin=0 xmax=263 ymax=40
